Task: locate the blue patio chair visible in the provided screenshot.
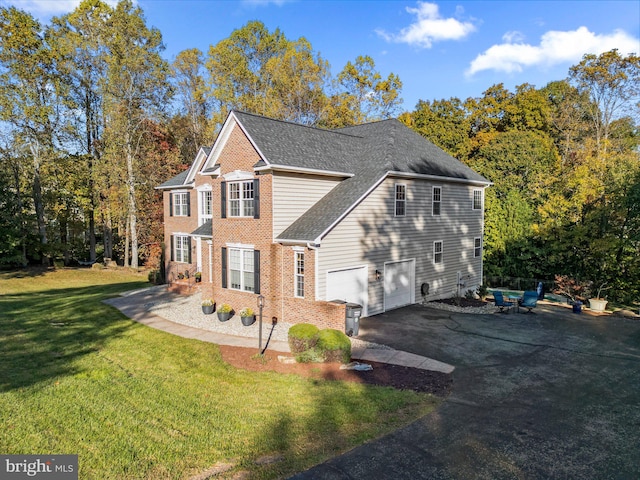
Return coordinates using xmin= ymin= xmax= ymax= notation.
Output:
xmin=493 ymin=291 xmax=514 ymax=313
xmin=520 ymin=291 xmax=538 ymax=313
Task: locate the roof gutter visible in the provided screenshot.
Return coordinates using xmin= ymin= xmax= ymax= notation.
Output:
xmin=255 ymin=164 xmax=353 ymax=178
xmin=388 ymin=170 xmax=493 ymax=187
xmin=154 ymin=182 xmax=194 ymax=191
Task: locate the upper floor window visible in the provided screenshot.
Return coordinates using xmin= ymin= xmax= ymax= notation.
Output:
xmin=434 ymin=240 xmax=443 ymax=264
xmin=432 ymin=187 xmax=441 ymax=216
xmin=171 ymin=192 xmax=190 ymax=217
xmin=395 ymin=184 xmax=406 ymax=217
xmin=474 ymin=237 xmax=482 ymax=258
xmin=201 ymin=190 xmax=212 ymax=218
xmin=221 ymin=179 xmax=260 ymax=219
xmin=473 ymin=189 xmax=483 ymax=210
xmin=295 ymin=251 xmax=305 ymax=298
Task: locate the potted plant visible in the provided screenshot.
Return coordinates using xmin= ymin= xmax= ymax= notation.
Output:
xmin=553 ymin=275 xmax=589 ymax=313
xmin=588 ymin=282 xmax=610 ymax=313
xmin=217 ymin=303 xmax=233 ymax=322
xmin=201 ymin=298 xmax=215 ymax=315
xmin=239 ymin=307 xmax=256 ymax=326
xmin=195 ymin=272 xmax=202 ymax=283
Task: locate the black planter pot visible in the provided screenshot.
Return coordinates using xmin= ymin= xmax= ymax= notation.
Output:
xmin=241 ymin=315 xmax=256 ymax=326
xmin=217 ymin=311 xmax=232 ymax=322
xmin=202 ymin=304 xmax=215 ymax=315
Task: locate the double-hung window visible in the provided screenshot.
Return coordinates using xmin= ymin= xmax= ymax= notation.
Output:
xmin=171 ymin=192 xmax=190 ymax=216
xmin=294 ymin=251 xmax=304 ymax=298
xmin=474 ymin=237 xmax=482 ymax=258
xmin=223 ymin=246 xmax=260 ymax=293
xmin=395 ymin=184 xmax=406 ymax=217
xmin=229 ymin=181 xmax=254 ymax=217
xmin=434 ymin=241 xmax=443 ymax=264
xmin=473 ymin=189 xmax=483 ymax=210
xmin=432 ymin=187 xmax=441 ymax=216
xmin=172 ymin=235 xmax=191 ymax=263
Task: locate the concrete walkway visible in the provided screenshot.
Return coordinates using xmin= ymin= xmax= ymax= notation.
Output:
xmin=104 ymin=287 xmax=454 ymax=374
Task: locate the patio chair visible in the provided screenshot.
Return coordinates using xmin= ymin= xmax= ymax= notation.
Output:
xmin=520 ymin=291 xmax=538 ymax=313
xmin=493 ymin=291 xmax=514 ymax=313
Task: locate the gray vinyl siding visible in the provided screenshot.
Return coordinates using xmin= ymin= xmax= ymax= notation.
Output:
xmin=272 ymin=172 xmax=341 ymax=238
xmin=318 ymin=177 xmax=484 ymax=316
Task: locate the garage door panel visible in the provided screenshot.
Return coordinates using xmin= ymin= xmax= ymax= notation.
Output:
xmin=326 ymin=267 xmax=368 ymax=315
xmin=384 ymin=260 xmax=414 ymax=310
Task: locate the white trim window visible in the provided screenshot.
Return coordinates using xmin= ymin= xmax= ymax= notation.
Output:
xmin=295 ymin=251 xmax=305 ymax=298
xmin=173 ymin=235 xmax=190 ymax=263
xmin=395 ymin=184 xmax=406 ymax=217
xmin=229 ymin=181 xmax=254 ymax=217
xmin=432 ymin=186 xmax=441 ymax=216
xmin=229 ymin=247 xmax=255 ymax=292
xmin=200 ymin=189 xmax=212 ymax=221
xmin=473 ymin=189 xmax=483 ymax=210
xmin=172 ymin=192 xmax=189 ymax=216
xmin=434 ymin=241 xmax=443 ymax=264
xmin=474 ymin=237 xmax=482 ymax=258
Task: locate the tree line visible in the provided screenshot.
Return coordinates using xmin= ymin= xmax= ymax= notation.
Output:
xmin=401 ymin=50 xmax=639 ymax=303
xmin=0 ymin=0 xmax=638 ymax=303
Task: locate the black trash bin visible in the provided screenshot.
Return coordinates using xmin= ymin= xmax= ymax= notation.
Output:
xmin=345 ymin=303 xmax=362 ymax=337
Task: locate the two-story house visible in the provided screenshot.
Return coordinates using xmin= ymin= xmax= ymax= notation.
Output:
xmin=156 ymin=111 xmax=491 ymax=329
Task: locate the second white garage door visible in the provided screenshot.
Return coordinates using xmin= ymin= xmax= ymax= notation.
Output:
xmin=326 ymin=266 xmax=368 ymax=316
xmin=384 ymin=259 xmax=415 ymax=310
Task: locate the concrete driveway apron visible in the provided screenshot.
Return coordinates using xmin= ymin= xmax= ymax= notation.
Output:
xmin=290 ymin=303 xmax=640 ymax=479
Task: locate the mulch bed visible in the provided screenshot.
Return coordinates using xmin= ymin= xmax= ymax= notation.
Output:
xmin=433 ymin=297 xmax=488 ymax=307
xmin=219 ymin=345 xmax=452 ymax=396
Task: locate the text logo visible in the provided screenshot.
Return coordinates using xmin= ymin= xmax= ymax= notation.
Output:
xmin=1 ymin=455 xmax=78 ymax=480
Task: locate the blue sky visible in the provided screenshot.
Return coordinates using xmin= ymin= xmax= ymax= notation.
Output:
xmin=6 ymin=0 xmax=640 ymax=111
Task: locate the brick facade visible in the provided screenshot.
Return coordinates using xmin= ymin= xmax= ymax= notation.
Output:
xmin=163 ymin=122 xmax=347 ymax=331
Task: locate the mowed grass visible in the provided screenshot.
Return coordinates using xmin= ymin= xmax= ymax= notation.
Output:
xmin=0 ymin=268 xmax=440 ymax=479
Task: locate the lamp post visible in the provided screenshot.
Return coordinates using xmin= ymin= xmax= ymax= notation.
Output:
xmin=257 ymin=294 xmax=265 ymax=353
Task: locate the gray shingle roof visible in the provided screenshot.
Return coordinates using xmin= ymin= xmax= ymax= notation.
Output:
xmin=156 ymin=170 xmax=190 ymax=190
xmin=190 ymin=220 xmax=212 ymax=237
xmin=231 ymin=112 xmax=489 ymax=242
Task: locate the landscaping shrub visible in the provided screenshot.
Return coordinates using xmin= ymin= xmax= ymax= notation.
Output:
xmin=294 ymin=349 xmax=325 ymax=364
xmin=288 ymin=323 xmax=320 ymax=354
xmin=316 ymin=328 xmax=351 ymax=364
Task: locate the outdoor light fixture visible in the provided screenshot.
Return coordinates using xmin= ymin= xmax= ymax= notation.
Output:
xmin=375 ymin=269 xmax=381 ymax=281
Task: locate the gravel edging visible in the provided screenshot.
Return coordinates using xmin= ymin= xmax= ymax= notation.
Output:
xmin=148 ymin=294 xmax=391 ymax=350
xmin=423 ymin=301 xmax=498 ymax=314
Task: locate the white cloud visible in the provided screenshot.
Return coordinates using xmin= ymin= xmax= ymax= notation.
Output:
xmin=376 ymin=1 xmax=476 ymax=48
xmin=467 ymin=26 xmax=640 ymax=77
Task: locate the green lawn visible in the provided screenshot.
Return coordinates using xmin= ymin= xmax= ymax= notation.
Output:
xmin=0 ymin=268 xmax=439 ymax=479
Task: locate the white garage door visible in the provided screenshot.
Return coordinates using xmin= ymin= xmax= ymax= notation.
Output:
xmin=326 ymin=266 xmax=368 ymax=315
xmin=384 ymin=260 xmax=415 ymax=310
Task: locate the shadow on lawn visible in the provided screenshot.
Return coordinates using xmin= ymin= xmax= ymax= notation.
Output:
xmin=0 ymin=284 xmax=137 ymax=392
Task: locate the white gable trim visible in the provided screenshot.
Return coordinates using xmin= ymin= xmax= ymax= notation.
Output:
xmin=202 ymin=112 xmax=268 ymax=173
xmin=313 ymin=173 xmax=389 ymax=245
xmin=186 ymin=147 xmax=211 ymax=184
xmin=283 ymin=169 xmax=491 ymax=245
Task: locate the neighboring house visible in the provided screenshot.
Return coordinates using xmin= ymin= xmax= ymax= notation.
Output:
xmin=156 ymin=111 xmax=491 ymax=329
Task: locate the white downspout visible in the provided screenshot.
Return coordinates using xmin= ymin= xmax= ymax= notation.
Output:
xmin=207 ymin=240 xmax=213 ymax=283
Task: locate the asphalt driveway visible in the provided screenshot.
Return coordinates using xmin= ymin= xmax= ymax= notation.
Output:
xmin=291 ymin=302 xmax=640 ymax=479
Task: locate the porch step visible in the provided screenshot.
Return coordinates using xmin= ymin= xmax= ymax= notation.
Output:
xmin=168 ymin=281 xmax=201 ymax=296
